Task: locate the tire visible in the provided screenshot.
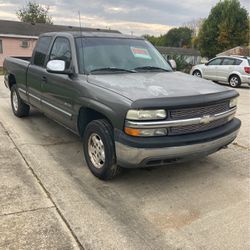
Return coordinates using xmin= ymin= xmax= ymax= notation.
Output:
xmin=192 ymin=70 xmax=202 ymax=78
xmin=83 ymin=119 xmax=121 ymax=180
xmin=229 ymin=75 xmax=241 ymax=88
xmin=11 ymin=85 xmax=30 ymax=117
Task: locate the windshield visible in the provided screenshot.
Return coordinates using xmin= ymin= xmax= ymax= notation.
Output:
xmin=75 ymin=37 xmax=172 ymax=74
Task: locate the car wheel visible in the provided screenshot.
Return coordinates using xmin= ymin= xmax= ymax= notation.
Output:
xmin=83 ymin=119 xmax=121 ymax=180
xmin=229 ymin=75 xmax=241 ymax=88
xmin=11 ymin=85 xmax=30 ymax=117
xmin=193 ymin=70 xmax=202 ymax=78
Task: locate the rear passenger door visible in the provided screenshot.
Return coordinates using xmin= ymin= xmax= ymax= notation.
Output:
xmin=217 ymin=58 xmax=236 ymax=81
xmin=27 ymin=36 xmax=52 ymax=110
xmin=41 ymin=36 xmax=77 ymax=129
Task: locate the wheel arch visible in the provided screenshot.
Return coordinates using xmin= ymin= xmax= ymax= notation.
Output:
xmin=77 ymin=106 xmax=115 ymax=139
xmin=228 ymin=72 xmax=241 ymax=82
xmin=192 ymin=68 xmax=202 ymax=76
xmin=8 ymin=73 xmax=17 ymax=89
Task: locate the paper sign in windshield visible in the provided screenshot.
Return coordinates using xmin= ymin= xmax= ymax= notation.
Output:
xmin=131 ymin=47 xmax=152 ymax=59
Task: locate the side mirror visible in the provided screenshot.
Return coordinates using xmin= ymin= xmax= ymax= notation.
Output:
xmin=46 ymin=60 xmax=66 ymax=74
xmin=169 ymin=59 xmax=177 ymax=71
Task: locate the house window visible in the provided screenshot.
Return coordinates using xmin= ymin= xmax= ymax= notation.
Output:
xmin=20 ymin=40 xmax=29 ymax=48
xmin=0 ymin=40 xmax=3 ymax=53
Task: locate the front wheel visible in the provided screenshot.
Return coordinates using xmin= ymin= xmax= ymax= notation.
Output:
xmin=11 ymin=85 xmax=30 ymax=117
xmin=192 ymin=70 xmax=202 ymax=78
xmin=83 ymin=119 xmax=121 ymax=180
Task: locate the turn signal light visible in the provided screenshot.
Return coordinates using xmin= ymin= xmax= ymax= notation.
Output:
xmin=124 ymin=127 xmax=141 ymax=136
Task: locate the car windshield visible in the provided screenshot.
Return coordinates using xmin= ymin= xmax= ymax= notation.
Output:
xmin=75 ymin=37 xmax=172 ymax=74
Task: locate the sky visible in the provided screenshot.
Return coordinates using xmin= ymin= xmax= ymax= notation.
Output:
xmin=0 ymin=0 xmax=249 ymax=36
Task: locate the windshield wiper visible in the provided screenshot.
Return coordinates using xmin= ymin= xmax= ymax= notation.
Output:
xmin=89 ymin=67 xmax=136 ymax=74
xmin=134 ymin=66 xmax=171 ymax=72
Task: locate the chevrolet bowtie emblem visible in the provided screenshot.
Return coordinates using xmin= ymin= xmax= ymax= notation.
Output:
xmin=201 ymin=115 xmax=212 ymax=124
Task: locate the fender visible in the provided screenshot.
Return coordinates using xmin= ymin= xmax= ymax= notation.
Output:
xmin=76 ymin=96 xmax=123 ymax=130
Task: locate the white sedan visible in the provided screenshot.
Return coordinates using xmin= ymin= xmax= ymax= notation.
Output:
xmin=191 ymin=56 xmax=250 ymax=88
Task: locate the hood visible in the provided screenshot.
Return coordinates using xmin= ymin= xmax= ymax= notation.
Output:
xmin=87 ymin=71 xmax=229 ymax=101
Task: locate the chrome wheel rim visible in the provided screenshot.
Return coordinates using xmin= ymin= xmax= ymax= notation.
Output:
xmin=194 ymin=71 xmax=201 ymax=78
xmin=12 ymin=91 xmax=18 ymax=112
xmin=88 ymin=133 xmax=105 ymax=169
xmin=230 ymin=77 xmax=238 ymax=87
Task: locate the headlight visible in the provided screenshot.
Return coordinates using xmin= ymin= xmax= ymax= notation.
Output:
xmin=126 ymin=109 xmax=166 ymax=120
xmin=229 ymin=98 xmax=238 ymax=108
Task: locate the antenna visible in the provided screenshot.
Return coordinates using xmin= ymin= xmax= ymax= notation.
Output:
xmin=78 ymin=10 xmax=83 ymax=32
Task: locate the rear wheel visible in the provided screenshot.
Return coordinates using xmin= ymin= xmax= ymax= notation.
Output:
xmin=229 ymin=75 xmax=241 ymax=88
xmin=193 ymin=70 xmax=202 ymax=78
xmin=11 ymin=85 xmax=30 ymax=117
xmin=83 ymin=119 xmax=121 ymax=180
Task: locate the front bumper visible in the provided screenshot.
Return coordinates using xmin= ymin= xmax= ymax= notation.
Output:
xmin=115 ymin=118 xmax=241 ymax=168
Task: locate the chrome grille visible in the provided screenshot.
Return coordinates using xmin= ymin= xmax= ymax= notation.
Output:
xmin=169 ymin=118 xmax=228 ymax=136
xmin=170 ymin=101 xmax=229 ymax=120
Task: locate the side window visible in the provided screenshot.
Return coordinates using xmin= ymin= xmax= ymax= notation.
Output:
xmin=33 ymin=36 xmax=52 ymax=67
xmin=49 ymin=37 xmax=72 ymax=68
xmin=234 ymin=59 xmax=242 ymax=65
xmin=222 ymin=58 xmax=235 ymax=65
xmin=0 ymin=39 xmax=3 ymax=53
xmin=208 ymin=58 xmax=223 ymax=66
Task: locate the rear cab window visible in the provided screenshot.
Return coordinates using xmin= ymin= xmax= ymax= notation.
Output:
xmin=33 ymin=36 xmax=52 ymax=67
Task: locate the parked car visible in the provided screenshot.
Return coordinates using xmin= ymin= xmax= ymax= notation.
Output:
xmin=3 ymin=31 xmax=241 ymax=180
xmin=191 ymin=56 xmax=250 ymax=88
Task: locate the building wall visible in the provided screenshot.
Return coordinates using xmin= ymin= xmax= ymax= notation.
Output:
xmin=0 ymin=37 xmax=37 ymax=67
xmin=217 ymin=46 xmax=250 ymax=57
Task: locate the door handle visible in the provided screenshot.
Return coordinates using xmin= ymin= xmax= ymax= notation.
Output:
xmin=41 ymin=76 xmax=47 ymax=83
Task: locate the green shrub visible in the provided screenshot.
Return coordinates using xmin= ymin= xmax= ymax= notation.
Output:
xmin=168 ymin=54 xmax=192 ymax=73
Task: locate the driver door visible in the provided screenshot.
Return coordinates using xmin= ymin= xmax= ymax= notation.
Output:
xmin=203 ymin=58 xmax=223 ymax=80
xmin=41 ymin=36 xmax=76 ymax=129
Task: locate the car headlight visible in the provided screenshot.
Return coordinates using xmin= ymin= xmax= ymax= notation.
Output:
xmin=229 ymin=98 xmax=238 ymax=108
xmin=126 ymin=109 xmax=166 ymax=120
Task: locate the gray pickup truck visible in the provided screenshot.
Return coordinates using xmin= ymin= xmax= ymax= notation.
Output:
xmin=3 ymin=31 xmax=241 ymax=180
